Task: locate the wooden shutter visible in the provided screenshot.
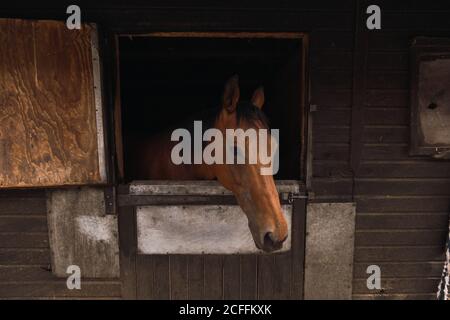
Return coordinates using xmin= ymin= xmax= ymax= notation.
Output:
xmin=0 ymin=19 xmax=106 ymax=188
xmin=410 ymin=37 xmax=450 ymax=156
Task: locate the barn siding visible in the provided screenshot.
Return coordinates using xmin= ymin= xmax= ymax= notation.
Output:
xmin=0 ymin=0 xmax=449 ymax=299
xmin=349 ymin=1 xmax=450 ymax=300
xmin=0 ymin=190 xmax=120 ymax=299
xmin=310 ymin=0 xmax=450 ymax=300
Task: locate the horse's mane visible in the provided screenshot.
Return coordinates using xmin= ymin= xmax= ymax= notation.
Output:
xmin=235 ymin=102 xmax=269 ymax=129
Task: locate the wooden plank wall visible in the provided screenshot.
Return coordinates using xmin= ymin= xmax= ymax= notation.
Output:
xmin=311 ymin=0 xmax=450 ymax=299
xmin=0 ymin=189 xmax=120 ymax=299
xmin=1 ymin=0 xmax=449 ymax=299
xmin=351 ymin=1 xmax=450 ymax=300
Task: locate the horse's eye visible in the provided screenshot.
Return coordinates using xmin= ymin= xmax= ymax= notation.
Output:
xmin=233 ymin=146 xmax=239 ymax=158
xmin=232 ymin=146 xmax=245 ymax=163
xmin=229 ymin=146 xmax=238 ymax=158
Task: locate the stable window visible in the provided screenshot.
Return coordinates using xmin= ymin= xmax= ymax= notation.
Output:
xmin=410 ymin=37 xmax=450 ymax=158
xmin=116 ymin=32 xmax=307 ymax=181
xmin=115 ymin=32 xmax=308 ymax=257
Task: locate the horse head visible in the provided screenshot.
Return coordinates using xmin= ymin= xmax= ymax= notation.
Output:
xmin=213 ymin=75 xmax=288 ymax=252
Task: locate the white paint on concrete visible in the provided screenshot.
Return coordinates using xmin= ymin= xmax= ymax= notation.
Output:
xmin=137 ymin=204 xmax=292 ymax=254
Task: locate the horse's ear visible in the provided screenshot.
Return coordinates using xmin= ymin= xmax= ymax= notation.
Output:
xmin=251 ymin=86 xmax=265 ymax=109
xmin=222 ymin=75 xmax=240 ymax=113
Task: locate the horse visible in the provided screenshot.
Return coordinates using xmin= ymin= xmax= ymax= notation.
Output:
xmin=128 ymin=75 xmax=288 ymax=252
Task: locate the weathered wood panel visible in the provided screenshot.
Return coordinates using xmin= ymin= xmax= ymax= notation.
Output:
xmin=188 ymin=255 xmax=205 ymax=299
xmin=203 ymin=255 xmax=223 ymax=299
xmin=0 ymin=19 xmax=105 ymax=188
xmin=170 ymin=256 xmax=188 ymax=299
xmin=223 ymin=255 xmax=240 ymax=299
xmin=153 ymin=256 xmax=171 ymax=299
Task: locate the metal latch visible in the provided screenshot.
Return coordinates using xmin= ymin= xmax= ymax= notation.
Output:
xmin=281 ymin=192 xmax=305 ymax=204
xmin=104 ymin=186 xmax=116 ymax=215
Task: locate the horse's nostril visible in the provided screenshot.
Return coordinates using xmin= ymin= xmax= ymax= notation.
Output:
xmin=263 ymin=232 xmax=286 ymax=252
xmin=264 ymin=232 xmax=277 ymax=248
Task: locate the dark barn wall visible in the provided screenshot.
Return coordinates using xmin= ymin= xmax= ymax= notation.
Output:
xmin=352 ymin=1 xmax=450 ymax=299
xmin=0 ymin=190 xmax=121 ymax=299
xmin=312 ymin=1 xmax=450 ymax=299
xmin=0 ymin=0 xmax=449 ymax=299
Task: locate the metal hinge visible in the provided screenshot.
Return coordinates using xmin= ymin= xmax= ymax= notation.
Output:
xmin=104 ymin=186 xmax=116 ymax=215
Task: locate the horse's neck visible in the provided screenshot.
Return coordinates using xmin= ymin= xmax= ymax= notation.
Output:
xmin=145 ymin=118 xmax=218 ymax=180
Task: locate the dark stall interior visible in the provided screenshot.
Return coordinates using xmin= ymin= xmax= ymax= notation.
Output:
xmin=119 ymin=35 xmax=304 ymax=181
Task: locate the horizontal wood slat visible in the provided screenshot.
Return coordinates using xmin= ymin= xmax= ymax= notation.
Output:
xmin=356 ymin=213 xmax=449 ymax=230
xmin=355 ymin=179 xmax=450 ymax=196
xmin=357 ymin=161 xmax=450 ymax=178
xmin=355 ymin=196 xmax=450 ymax=213
xmin=0 ymin=216 xmax=47 ymax=233
xmin=0 ymin=282 xmax=121 ymax=298
xmin=0 ymin=233 xmax=49 ymax=248
xmin=353 ymin=293 xmax=436 ymax=300
xmin=353 ymin=262 xmax=444 ymax=279
xmin=354 ymin=246 xmax=445 ymax=262
xmin=0 ymin=198 xmax=47 ymax=215
xmin=353 ymin=278 xmax=441 ymax=294
xmin=355 ymin=230 xmax=447 ymax=246
xmin=0 ymin=249 xmax=50 ymax=265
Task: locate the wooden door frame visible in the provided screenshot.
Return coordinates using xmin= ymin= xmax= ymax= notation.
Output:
xmin=111 ymin=31 xmax=309 ymax=183
xmin=111 ymin=31 xmax=310 ymax=299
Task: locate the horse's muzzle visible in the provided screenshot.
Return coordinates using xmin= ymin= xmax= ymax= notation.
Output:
xmin=261 ymin=232 xmax=287 ymax=252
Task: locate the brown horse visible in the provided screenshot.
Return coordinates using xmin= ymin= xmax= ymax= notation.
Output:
xmin=129 ymin=75 xmax=288 ymax=252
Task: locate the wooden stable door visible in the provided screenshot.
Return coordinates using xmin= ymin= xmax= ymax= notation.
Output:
xmin=118 ymin=181 xmax=307 ymax=300
xmin=0 ymin=19 xmax=106 ymax=188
